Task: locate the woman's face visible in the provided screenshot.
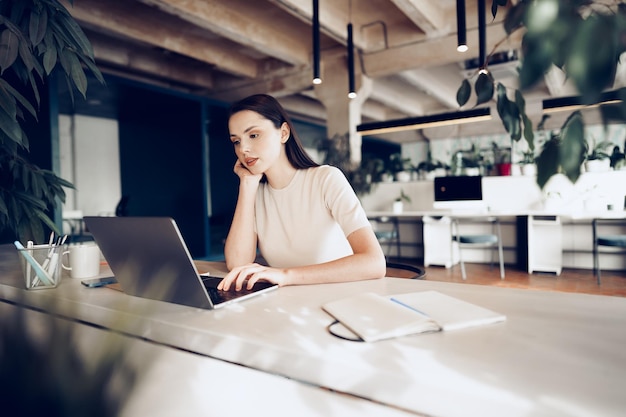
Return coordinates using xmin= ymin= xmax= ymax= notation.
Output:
xmin=229 ymin=110 xmax=289 ymax=175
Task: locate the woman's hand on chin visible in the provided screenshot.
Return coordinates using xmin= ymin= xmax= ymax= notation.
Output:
xmin=234 ymin=160 xmax=263 ymax=184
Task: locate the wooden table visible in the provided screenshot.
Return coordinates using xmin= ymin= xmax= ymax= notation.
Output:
xmin=2 ymin=244 xmax=626 ymax=416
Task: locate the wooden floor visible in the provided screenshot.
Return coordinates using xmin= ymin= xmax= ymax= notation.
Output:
xmin=390 ymin=258 xmax=626 ymax=297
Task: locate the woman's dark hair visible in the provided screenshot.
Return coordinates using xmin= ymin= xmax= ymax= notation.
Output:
xmin=229 ymin=94 xmax=319 ymax=169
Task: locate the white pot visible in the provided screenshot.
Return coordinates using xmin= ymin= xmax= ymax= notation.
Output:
xmin=381 ymin=173 xmax=394 ymax=183
xmin=425 ymin=168 xmax=447 ymax=180
xmin=521 ymin=163 xmax=537 ymax=176
xmin=584 ymin=159 xmax=610 ymax=172
xmin=463 ymin=167 xmax=481 ymax=176
xmin=395 ymin=171 xmax=411 ymax=182
xmin=393 ymin=200 xmax=403 ymax=214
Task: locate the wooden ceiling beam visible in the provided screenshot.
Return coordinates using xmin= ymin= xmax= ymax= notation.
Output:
xmin=138 ymin=0 xmax=310 ymax=65
xmin=267 ymin=0 xmax=352 ymax=46
xmin=89 ymin=34 xmax=215 ymax=90
xmin=207 ymin=65 xmax=314 ymax=102
xmin=361 ymin=23 xmax=522 ymax=78
xmin=389 ymin=0 xmax=450 ymax=36
xmin=67 ymin=0 xmax=259 ymax=78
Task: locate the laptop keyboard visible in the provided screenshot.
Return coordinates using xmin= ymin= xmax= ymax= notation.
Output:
xmin=201 ymin=276 xmax=270 ymax=304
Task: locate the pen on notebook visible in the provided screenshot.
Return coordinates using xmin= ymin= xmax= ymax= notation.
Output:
xmin=390 ymin=297 xmax=430 ymax=317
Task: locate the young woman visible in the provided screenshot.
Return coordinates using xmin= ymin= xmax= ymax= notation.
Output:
xmin=219 ymin=94 xmax=386 ymax=291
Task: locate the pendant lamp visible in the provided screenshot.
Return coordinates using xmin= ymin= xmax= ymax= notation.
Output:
xmin=312 ymin=0 xmax=322 ymax=84
xmin=456 ymin=0 xmax=467 ymax=52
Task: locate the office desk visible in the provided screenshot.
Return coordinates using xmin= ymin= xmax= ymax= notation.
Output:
xmin=0 ymin=301 xmax=412 ymax=417
xmin=2 ymin=249 xmax=626 ymax=417
xmin=368 ymin=209 xmax=626 ymax=272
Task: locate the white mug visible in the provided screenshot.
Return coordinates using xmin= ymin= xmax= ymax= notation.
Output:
xmin=62 ymin=244 xmax=101 ymax=279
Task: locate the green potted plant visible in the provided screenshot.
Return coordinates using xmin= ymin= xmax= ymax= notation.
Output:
xmin=493 ymin=142 xmax=512 ymax=176
xmin=609 ymin=144 xmax=626 ymax=170
xmin=393 ymin=189 xmax=411 ymax=214
xmin=584 ymin=138 xmax=614 ymax=172
xmin=518 ymin=115 xmax=548 ymax=177
xmin=0 ymin=0 xmax=104 ymax=243
xmin=452 ymin=144 xmax=481 ymax=176
xmin=416 ymin=151 xmax=446 ymax=180
xmin=519 ymin=150 xmax=537 ymax=176
xmin=360 ymin=156 xmax=385 ymax=184
xmin=386 ymin=153 xmax=413 ymax=182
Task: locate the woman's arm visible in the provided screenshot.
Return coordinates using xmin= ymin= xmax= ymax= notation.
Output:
xmin=219 ymin=226 xmax=386 ymax=290
xmin=224 ymin=162 xmax=262 ymax=270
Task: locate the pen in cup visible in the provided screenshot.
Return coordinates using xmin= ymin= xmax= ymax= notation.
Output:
xmin=26 ymin=241 xmax=33 ymax=287
xmin=35 ymin=232 xmax=56 ymax=287
xmin=46 ymin=235 xmax=67 ymax=276
xmin=41 ymin=232 xmax=55 ymax=270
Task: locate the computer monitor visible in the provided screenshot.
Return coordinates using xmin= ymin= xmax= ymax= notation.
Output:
xmin=433 ymin=175 xmax=487 ymax=210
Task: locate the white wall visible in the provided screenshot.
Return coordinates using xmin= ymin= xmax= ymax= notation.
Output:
xmin=59 ymin=115 xmax=121 ymax=218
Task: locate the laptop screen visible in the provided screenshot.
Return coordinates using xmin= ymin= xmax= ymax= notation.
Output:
xmin=433 ymin=176 xmax=485 ymax=210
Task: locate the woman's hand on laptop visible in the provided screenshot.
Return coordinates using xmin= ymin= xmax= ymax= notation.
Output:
xmin=218 ymin=263 xmax=285 ymax=291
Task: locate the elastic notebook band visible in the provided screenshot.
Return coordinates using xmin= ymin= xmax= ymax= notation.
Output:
xmin=326 ymin=320 xmax=364 ymax=342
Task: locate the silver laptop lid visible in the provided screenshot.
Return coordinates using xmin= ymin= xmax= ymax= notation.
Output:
xmin=84 ymin=216 xmax=214 ymax=309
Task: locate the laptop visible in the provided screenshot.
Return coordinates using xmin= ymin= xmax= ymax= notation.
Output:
xmin=83 ymin=216 xmax=278 ymax=309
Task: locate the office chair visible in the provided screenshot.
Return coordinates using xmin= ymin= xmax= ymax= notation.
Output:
xmin=451 ymin=216 xmax=504 ymax=280
xmin=369 ymin=217 xmax=425 ymax=279
xmin=385 ymin=262 xmax=426 ymax=279
xmin=369 ymin=216 xmax=401 ymax=258
xmin=592 ymin=218 xmax=626 ymax=285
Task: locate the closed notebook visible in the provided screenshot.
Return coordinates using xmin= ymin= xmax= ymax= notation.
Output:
xmin=322 ymin=290 xmax=506 ymax=342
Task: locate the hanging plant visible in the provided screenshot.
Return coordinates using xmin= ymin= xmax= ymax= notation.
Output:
xmin=457 ymin=0 xmax=626 ymax=189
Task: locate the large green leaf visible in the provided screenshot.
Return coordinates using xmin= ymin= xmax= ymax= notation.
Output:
xmin=26 ymin=70 xmax=40 ymax=105
xmin=524 ymin=0 xmax=560 ymax=33
xmin=456 ymin=79 xmax=471 ymax=107
xmin=42 ymin=44 xmax=57 ymax=74
xmin=496 ymin=83 xmax=521 ymax=140
xmin=518 ymin=34 xmax=556 ymax=89
xmin=522 ymin=113 xmax=534 ymax=149
xmin=49 ymin=9 xmax=94 ymax=58
xmin=0 ymin=193 xmax=8 ymax=217
xmin=67 ymin=50 xmax=87 ymax=97
xmin=536 ymin=134 xmax=561 ymax=189
xmin=566 ymin=13 xmax=617 ymax=103
xmin=515 ymin=89 xmax=532 ymax=144
xmin=57 ymin=44 xmax=71 ymax=74
xmin=0 ymin=28 xmax=19 ymax=72
xmin=559 ymin=111 xmax=585 ymax=183
xmin=28 ymin=7 xmax=47 ymax=46
xmin=0 ymin=80 xmax=17 ymax=119
xmin=475 ymin=72 xmax=494 ymax=105
xmin=0 ymin=106 xmax=23 ymax=144
xmin=0 ymin=78 xmax=37 ymax=119
xmin=503 ymin=2 xmax=526 ymax=34
xmin=77 ymin=53 xmax=105 ymax=84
